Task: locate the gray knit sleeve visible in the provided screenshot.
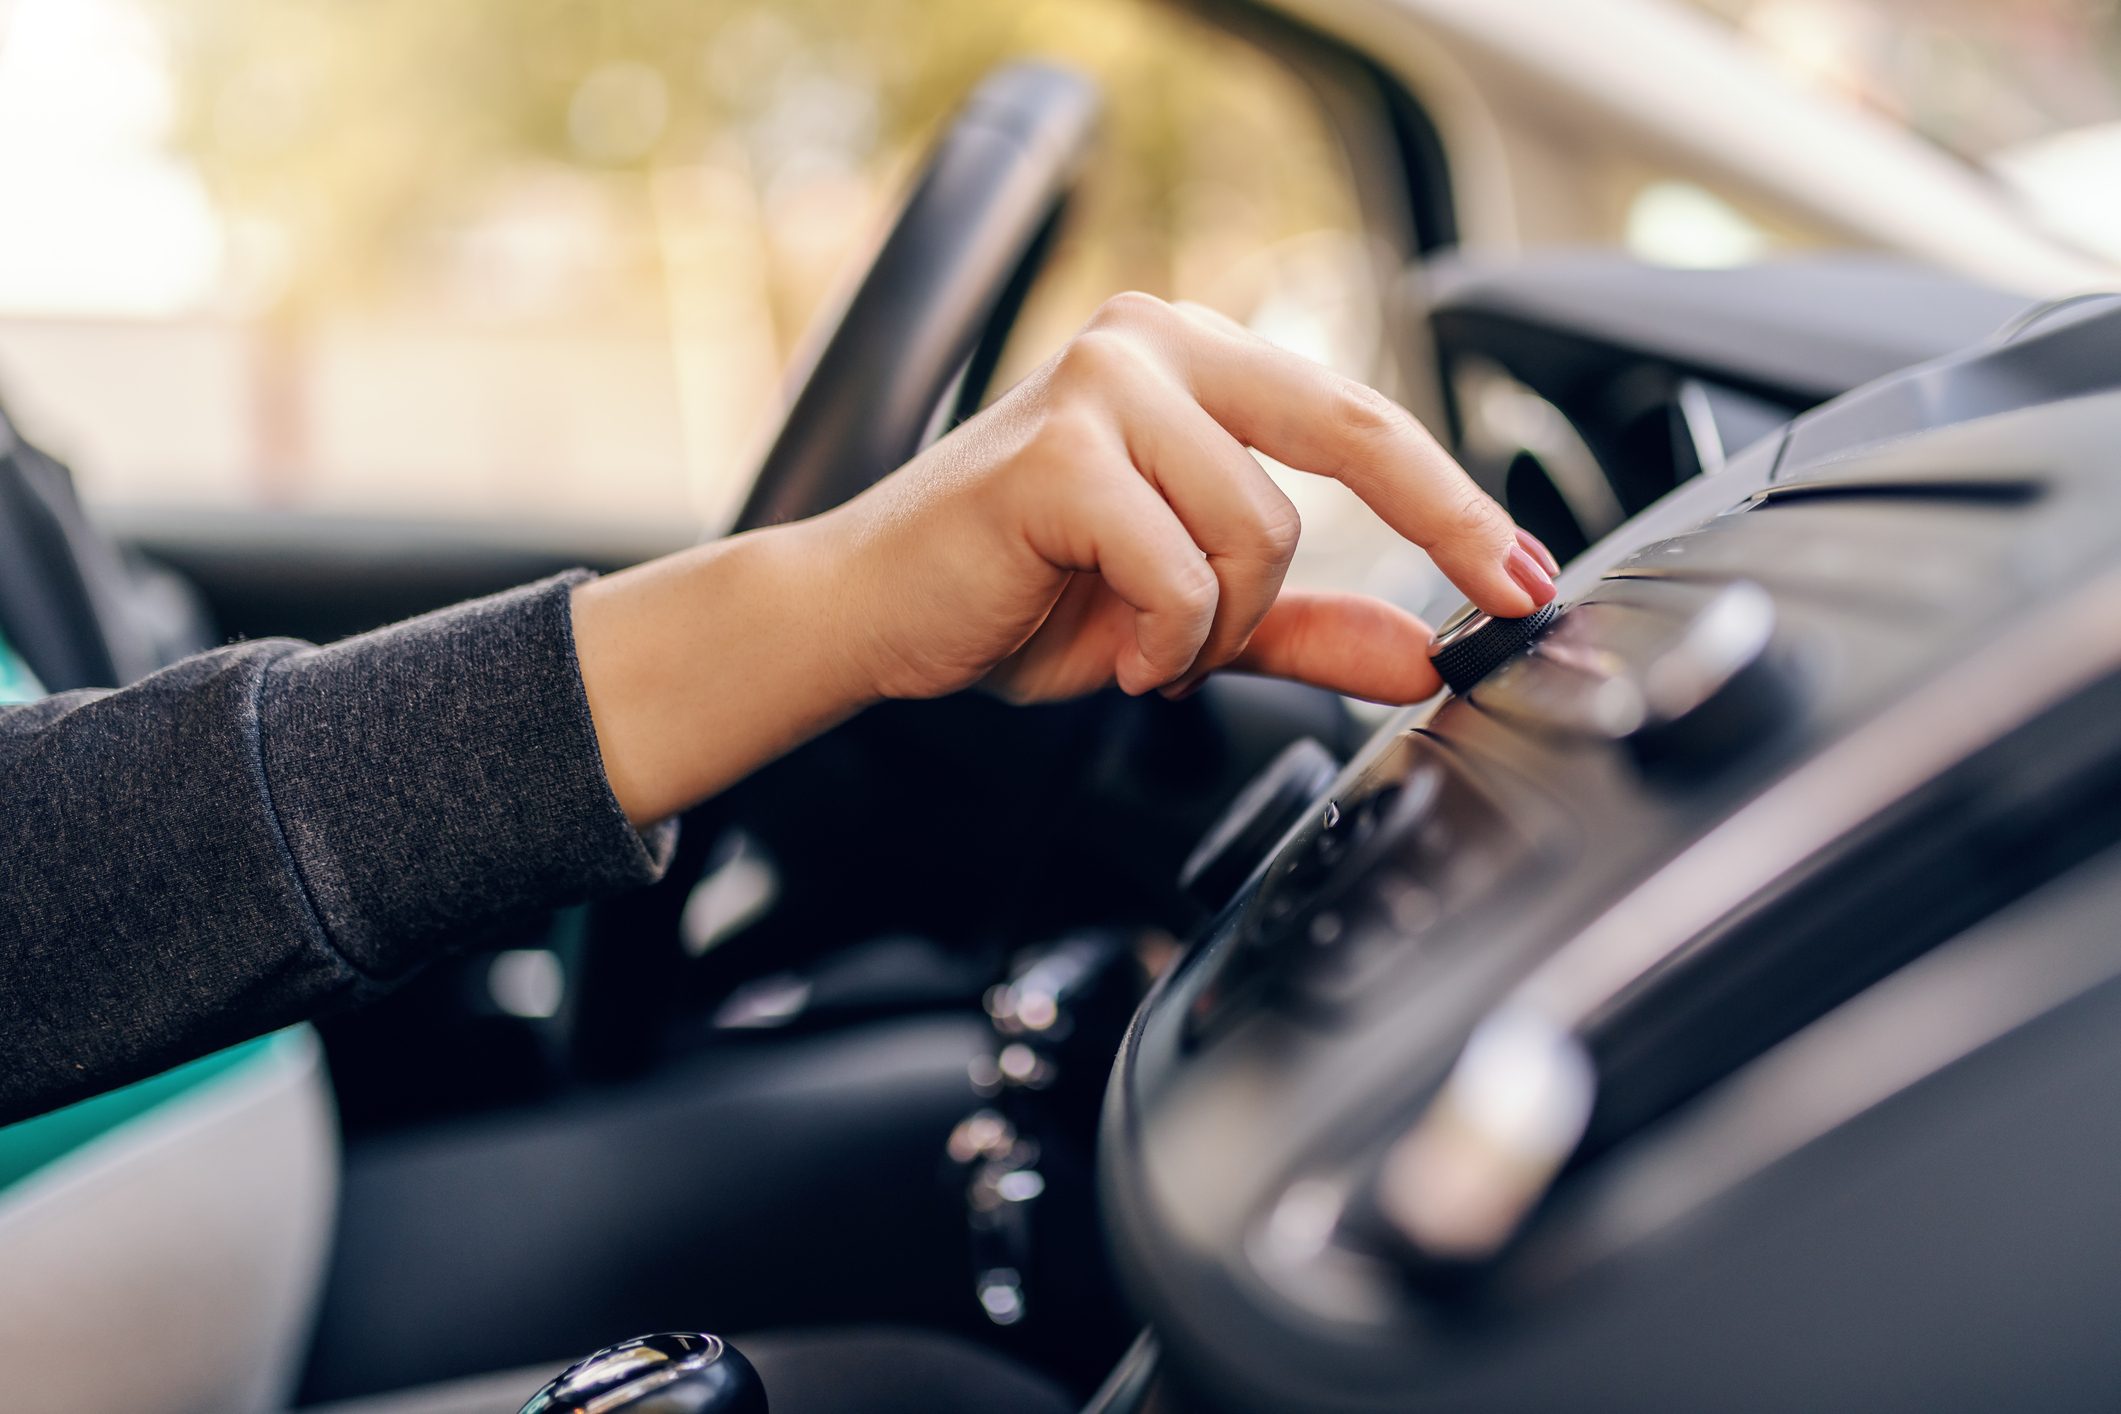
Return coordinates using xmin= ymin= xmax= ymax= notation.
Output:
xmin=0 ymin=572 xmax=674 ymax=1123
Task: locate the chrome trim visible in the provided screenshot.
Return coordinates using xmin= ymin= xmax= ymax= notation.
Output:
xmin=1427 ymin=601 xmax=1491 ymax=657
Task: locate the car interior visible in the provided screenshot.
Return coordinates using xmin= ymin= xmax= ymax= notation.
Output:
xmin=2 ymin=0 xmax=2119 ymax=1411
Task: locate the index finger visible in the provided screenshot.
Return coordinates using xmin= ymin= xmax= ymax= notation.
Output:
xmin=1124 ymin=297 xmax=1553 ymax=618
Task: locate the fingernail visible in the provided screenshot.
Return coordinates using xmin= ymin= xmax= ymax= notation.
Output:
xmin=1517 ymin=526 xmax=1561 ymax=576
xmin=1505 ymin=545 xmax=1557 ymax=608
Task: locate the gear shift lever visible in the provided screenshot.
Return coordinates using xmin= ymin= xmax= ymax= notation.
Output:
xmin=519 ymin=1333 xmax=767 ymax=1414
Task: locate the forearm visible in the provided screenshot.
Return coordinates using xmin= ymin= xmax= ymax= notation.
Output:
xmin=570 ymin=519 xmax=882 ymax=827
xmin=0 ymin=575 xmax=669 ymax=1123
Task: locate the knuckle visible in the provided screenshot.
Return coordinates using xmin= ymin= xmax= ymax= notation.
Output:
xmin=1091 ymin=290 xmax=1171 ymax=331
xmin=1171 ymin=554 xmax=1220 ymax=620
xmin=1333 ymin=381 xmax=1410 ymax=442
xmin=1033 ymin=405 xmax=1108 ymax=460
xmin=1051 ymin=329 xmax=1133 ymax=392
xmin=1443 ymin=484 xmax=1507 ymax=546
xmin=1255 ymin=491 xmax=1303 ymax=561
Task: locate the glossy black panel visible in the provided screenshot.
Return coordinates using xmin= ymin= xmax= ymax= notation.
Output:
xmin=1104 ymin=301 xmax=2121 ymax=1414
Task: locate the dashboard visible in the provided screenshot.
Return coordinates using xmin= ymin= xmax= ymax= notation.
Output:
xmin=1101 ymin=296 xmax=2121 ymax=1412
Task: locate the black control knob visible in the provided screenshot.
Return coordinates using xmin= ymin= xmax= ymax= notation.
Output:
xmin=520 ymin=1333 xmax=766 ymax=1414
xmin=1427 ymin=600 xmax=1560 ymax=694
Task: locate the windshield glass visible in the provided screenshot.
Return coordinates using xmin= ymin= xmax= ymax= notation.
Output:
xmin=1684 ymin=0 xmax=2121 ymax=261
xmin=0 ymin=0 xmax=1364 ymax=530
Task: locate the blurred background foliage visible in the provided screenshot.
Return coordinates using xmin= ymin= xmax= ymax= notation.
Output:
xmin=145 ymin=0 xmax=1357 ymax=344
xmin=0 ymin=0 xmax=1363 ymax=524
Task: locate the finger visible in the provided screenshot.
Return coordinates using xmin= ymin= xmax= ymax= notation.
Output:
xmin=1517 ymin=525 xmax=1561 ymax=575
xmin=1228 ymin=590 xmax=1443 ymax=704
xmin=1115 ymin=376 xmax=1302 ymax=688
xmin=1149 ymin=301 xmax=1552 ymax=618
xmin=1020 ymin=450 xmax=1219 ymax=695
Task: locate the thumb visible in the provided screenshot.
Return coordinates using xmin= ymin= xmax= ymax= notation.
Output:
xmin=1227 ymin=591 xmax=1442 ymax=704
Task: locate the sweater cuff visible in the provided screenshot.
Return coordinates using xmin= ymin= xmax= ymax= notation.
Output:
xmin=257 ymin=571 xmax=675 ymax=979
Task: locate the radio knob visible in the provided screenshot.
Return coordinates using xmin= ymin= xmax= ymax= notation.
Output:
xmin=1427 ymin=600 xmax=1560 ymax=695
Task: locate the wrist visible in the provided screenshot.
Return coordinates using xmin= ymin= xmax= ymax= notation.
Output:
xmin=740 ymin=512 xmax=884 ymax=720
xmin=570 ymin=515 xmax=882 ymax=825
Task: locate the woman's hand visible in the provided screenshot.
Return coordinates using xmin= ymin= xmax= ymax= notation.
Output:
xmin=573 ymin=293 xmax=1558 ymax=824
xmin=811 ymin=292 xmax=1556 ymax=707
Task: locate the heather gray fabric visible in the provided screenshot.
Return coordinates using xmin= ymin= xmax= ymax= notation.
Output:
xmin=0 ymin=573 xmax=674 ymax=1124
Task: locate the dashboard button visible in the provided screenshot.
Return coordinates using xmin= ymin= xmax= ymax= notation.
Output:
xmin=1618 ymin=580 xmax=1797 ymax=770
xmin=1179 ymin=738 xmax=1342 ymax=911
xmin=1471 ymin=581 xmax=1799 ymax=771
xmin=1427 ymin=600 xmax=1561 ymax=694
xmin=1470 ymin=652 xmax=1650 ymax=739
xmin=1188 ymin=737 xmax=1487 ymax=1041
xmin=1366 ymin=1008 xmax=1596 ymax=1272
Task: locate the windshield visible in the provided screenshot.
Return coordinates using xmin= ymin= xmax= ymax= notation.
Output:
xmin=0 ymin=0 xmax=1365 ymax=530
xmin=1684 ymin=0 xmax=2121 ymax=262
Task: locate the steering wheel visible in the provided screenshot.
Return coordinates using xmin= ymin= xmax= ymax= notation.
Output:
xmin=568 ymin=62 xmax=1102 ymax=1076
xmin=733 ymin=61 xmax=1102 ymax=530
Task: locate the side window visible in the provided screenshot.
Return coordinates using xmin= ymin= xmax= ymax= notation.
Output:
xmin=0 ymin=0 xmax=1382 ymax=546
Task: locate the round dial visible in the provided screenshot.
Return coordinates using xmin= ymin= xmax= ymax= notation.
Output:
xmin=1427 ymin=600 xmax=1561 ymax=694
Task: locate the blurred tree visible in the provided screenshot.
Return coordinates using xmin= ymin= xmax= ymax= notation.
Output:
xmin=144 ymin=0 xmax=1359 ymax=356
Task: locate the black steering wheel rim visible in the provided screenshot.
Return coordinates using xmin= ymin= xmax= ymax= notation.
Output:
xmin=733 ymin=60 xmax=1102 ymax=531
xmin=568 ymin=63 xmax=1101 ymax=1079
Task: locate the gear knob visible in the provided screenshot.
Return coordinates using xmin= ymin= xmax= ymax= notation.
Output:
xmin=519 ymin=1333 xmax=766 ymax=1414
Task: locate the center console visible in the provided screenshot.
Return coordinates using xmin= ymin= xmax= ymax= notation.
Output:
xmin=1100 ymin=297 xmax=2121 ymax=1412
